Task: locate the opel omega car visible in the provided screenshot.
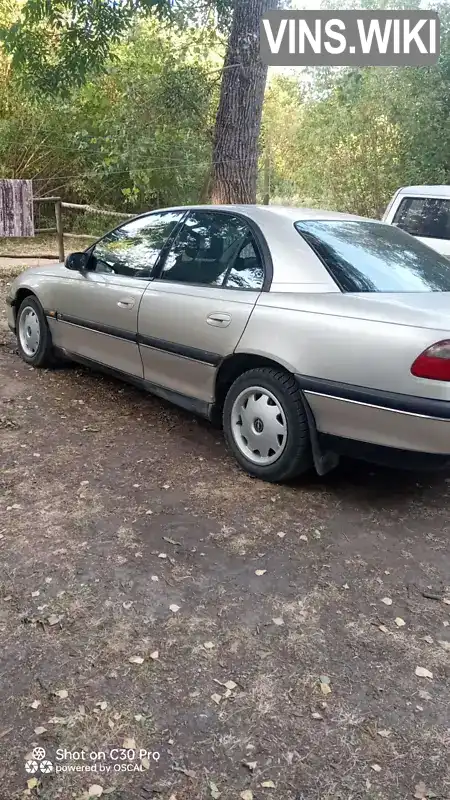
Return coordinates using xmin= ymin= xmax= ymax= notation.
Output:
xmin=6 ymin=204 xmax=450 ymax=482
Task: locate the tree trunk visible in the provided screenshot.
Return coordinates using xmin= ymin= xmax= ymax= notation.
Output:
xmin=210 ymin=0 xmax=277 ymax=205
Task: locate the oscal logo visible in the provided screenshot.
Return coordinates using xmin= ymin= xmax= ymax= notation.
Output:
xmin=25 ymin=747 xmax=54 ymax=775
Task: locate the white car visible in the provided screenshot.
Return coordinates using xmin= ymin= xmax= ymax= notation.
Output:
xmin=383 ymin=185 xmax=450 ymax=257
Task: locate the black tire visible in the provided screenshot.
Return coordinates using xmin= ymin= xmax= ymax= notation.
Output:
xmin=223 ymin=367 xmax=312 ymax=482
xmin=16 ymin=295 xmax=56 ymax=367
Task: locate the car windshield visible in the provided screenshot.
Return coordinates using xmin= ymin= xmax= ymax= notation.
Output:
xmin=295 ymin=219 xmax=450 ymax=293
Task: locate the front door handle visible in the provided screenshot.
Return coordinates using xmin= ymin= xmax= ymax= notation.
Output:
xmin=117 ymin=297 xmax=135 ymax=309
xmin=207 ymin=312 xmax=231 ymax=327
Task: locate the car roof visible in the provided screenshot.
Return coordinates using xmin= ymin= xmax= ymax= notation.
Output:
xmin=396 ymin=185 xmax=450 ymax=198
xmin=161 ymin=204 xmax=373 ymax=223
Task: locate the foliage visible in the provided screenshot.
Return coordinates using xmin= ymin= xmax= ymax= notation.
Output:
xmin=1 ymin=0 xmax=450 ymax=221
xmin=261 ymin=3 xmax=450 ymax=217
xmin=0 ymin=18 xmax=221 ymax=227
xmin=0 ymin=0 xmax=231 ymax=94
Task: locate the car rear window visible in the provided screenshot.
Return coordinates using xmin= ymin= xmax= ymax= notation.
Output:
xmin=295 ymin=219 xmax=450 ymax=293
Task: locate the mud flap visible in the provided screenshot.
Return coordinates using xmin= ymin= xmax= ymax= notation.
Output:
xmin=302 ymin=394 xmax=340 ymax=476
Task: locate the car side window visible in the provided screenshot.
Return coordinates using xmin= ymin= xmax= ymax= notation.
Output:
xmin=224 ymin=240 xmax=264 ymax=290
xmin=90 ymin=211 xmax=184 ymax=277
xmin=394 ymin=197 xmax=450 ymax=240
xmin=159 ymin=211 xmax=264 ymax=288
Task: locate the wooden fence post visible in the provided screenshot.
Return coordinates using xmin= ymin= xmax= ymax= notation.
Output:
xmin=55 ymin=199 xmax=64 ymax=262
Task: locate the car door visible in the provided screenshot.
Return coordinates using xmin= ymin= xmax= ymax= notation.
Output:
xmin=51 ymin=210 xmax=184 ymax=376
xmin=137 ymin=210 xmax=267 ymax=404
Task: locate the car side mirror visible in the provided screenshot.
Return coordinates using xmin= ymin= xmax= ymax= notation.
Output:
xmin=65 ymin=252 xmax=89 ymax=271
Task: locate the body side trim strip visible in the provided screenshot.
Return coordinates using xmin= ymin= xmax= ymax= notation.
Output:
xmin=297 ymin=373 xmax=450 ymax=420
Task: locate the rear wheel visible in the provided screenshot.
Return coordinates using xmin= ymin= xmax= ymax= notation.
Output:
xmin=223 ymin=367 xmax=312 ymax=482
xmin=16 ymin=296 xmax=56 ymax=367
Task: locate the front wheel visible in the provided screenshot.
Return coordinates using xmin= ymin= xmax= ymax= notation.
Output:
xmin=16 ymin=296 xmax=56 ymax=367
xmin=223 ymin=367 xmax=312 ymax=482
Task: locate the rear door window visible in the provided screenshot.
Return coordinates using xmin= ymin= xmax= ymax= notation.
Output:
xmin=295 ymin=219 xmax=450 ymax=293
xmin=393 ymin=197 xmax=450 ymax=240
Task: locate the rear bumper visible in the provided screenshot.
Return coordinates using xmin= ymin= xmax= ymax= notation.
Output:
xmin=296 ymin=375 xmax=450 ymax=465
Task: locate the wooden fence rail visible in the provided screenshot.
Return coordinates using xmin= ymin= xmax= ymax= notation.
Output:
xmin=1 ymin=196 xmax=132 ymax=261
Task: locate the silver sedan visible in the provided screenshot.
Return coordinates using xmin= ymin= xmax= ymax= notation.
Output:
xmin=6 ymin=204 xmax=450 ymax=481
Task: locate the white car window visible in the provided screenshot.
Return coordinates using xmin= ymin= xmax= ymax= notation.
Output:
xmin=393 ymin=197 xmax=450 ymax=240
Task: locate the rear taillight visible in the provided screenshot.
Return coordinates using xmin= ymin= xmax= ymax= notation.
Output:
xmin=411 ymin=340 xmax=450 ymax=381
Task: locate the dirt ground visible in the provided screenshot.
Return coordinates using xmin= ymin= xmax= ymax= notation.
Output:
xmin=0 ymin=234 xmax=96 ymax=271
xmin=0 ymin=271 xmax=449 ymax=800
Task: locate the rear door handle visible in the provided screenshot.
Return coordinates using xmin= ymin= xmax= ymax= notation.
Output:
xmin=117 ymin=297 xmax=135 ymax=309
xmin=207 ymin=312 xmax=231 ymax=327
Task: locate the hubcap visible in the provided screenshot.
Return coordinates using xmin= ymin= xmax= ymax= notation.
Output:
xmin=230 ymin=386 xmax=287 ymax=466
xmin=18 ymin=306 xmax=40 ymax=357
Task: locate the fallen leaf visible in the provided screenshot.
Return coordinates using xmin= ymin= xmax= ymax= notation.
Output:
xmin=129 ymin=656 xmax=144 ymax=665
xmin=158 ymin=553 xmax=167 ymax=559
xmin=311 ymin=711 xmax=323 ymax=720
xmin=371 ymin=764 xmax=382 ymax=772
xmin=122 ymin=737 xmax=136 ymax=749
xmin=378 ymin=624 xmax=390 ymax=633
xmin=320 ymin=683 xmax=332 ymax=696
xmin=34 ymin=726 xmax=47 ymax=735
xmin=209 ymin=781 xmax=221 ymax=799
xmin=141 ymin=757 xmax=150 ymax=770
xmin=47 ymin=614 xmax=63 ymax=626
xmin=443 ymin=598 xmax=450 ymax=605
xmin=54 ymin=689 xmax=68 ymax=699
xmin=224 ymin=680 xmax=237 ymax=691
xmin=381 ymin=597 xmax=392 ymax=606
xmin=134 ymin=714 xmax=143 ymax=721
xmin=30 ymin=700 xmax=41 ymax=709
xmin=255 ymin=569 xmax=266 ymax=576
xmin=395 ymin=617 xmax=406 ymax=627
xmin=378 ymin=729 xmax=391 ymax=737
xmin=261 ymin=781 xmax=276 ymax=788
xmin=211 ymin=693 xmax=222 ymax=705
xmin=204 ymin=641 xmax=215 ymax=650
xmin=414 ymin=782 xmax=427 ymax=799
xmin=96 ymin=701 xmax=107 ymax=710
xmin=88 ymin=786 xmax=104 ymax=798
xmin=272 ymin=617 xmax=284 ymax=626
xmin=415 ymin=666 xmax=433 ymax=679
xmin=242 ymin=761 xmax=257 ymax=771
xmin=276 ymin=532 xmax=286 ymax=538
xmin=27 ymin=778 xmax=39 ymax=790
xmin=422 ymin=635 xmax=434 ymax=645
xmin=122 ymin=601 xmax=133 ymax=610
xmin=31 ymin=591 xmax=40 ymax=598
xmin=151 ymin=575 xmax=159 ymax=581
xmin=299 ymin=534 xmax=308 ymax=542
xmin=169 ymin=604 xmax=180 ymax=613
xmin=240 ymin=792 xmax=253 ymax=800
xmin=150 ymin=650 xmax=159 ymax=660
